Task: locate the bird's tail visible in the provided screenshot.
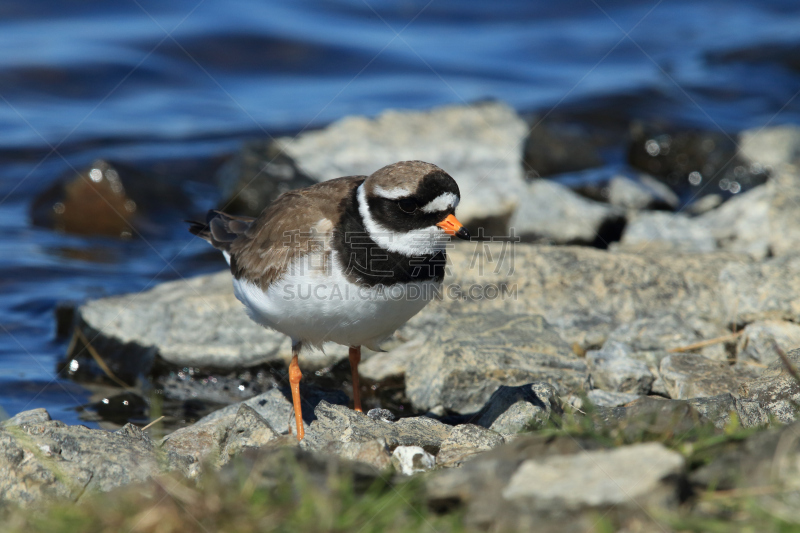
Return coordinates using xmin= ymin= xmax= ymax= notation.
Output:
xmin=187 ymin=210 xmax=255 ymax=253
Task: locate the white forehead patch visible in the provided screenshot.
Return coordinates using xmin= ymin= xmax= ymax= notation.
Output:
xmin=421 ymin=192 xmax=459 ymax=213
xmin=374 ymin=185 xmax=412 ymax=200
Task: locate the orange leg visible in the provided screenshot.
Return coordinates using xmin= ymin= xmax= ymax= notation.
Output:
xmin=289 ymin=345 xmax=304 ymax=440
xmin=349 ymin=346 xmax=362 ymax=413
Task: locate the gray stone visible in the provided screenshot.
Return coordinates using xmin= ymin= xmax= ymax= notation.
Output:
xmin=686 ymin=193 xmax=723 ymax=215
xmin=161 ymin=412 xmax=235 ymax=477
xmin=502 ymin=443 xmax=683 ymax=507
xmin=586 ymin=389 xmax=642 ymax=408
xmin=0 ymin=412 xmax=159 ymax=506
xmin=587 ymin=342 xmax=655 ymax=394
xmin=475 ymin=383 xmax=561 ymax=436
xmin=607 ymin=174 xmax=679 ymax=210
xmin=437 ymin=424 xmax=505 ymax=466
xmin=767 ymin=165 xmax=800 ymax=257
xmin=739 ymin=347 xmax=800 ymax=424
xmin=508 ymin=180 xmax=624 ymax=244
xmin=300 ymin=401 xmax=452 ymax=454
xmin=366 ymin=408 xmax=395 ymax=423
xmin=698 ymin=184 xmax=771 ymax=259
xmin=359 ymin=339 xmax=419 ymax=382
xmin=325 ymin=439 xmax=392 ymax=472
xmin=405 ymin=312 xmax=585 ymax=414
xmin=736 ymin=320 xmax=800 ymax=374
xmin=603 ymin=314 xmax=730 ymax=361
xmin=220 ymin=405 xmax=279 ymax=464
xmin=618 ymin=211 xmax=717 ymax=253
xmin=3 ymin=408 xmax=51 ymax=427
xmin=720 ymin=253 xmax=800 ymax=324
xmin=391 ymin=446 xmax=435 ymax=475
xmin=660 ymin=354 xmax=741 ymax=400
xmin=275 ymin=102 xmax=528 ymax=234
xmin=739 ymin=125 xmax=800 ymax=168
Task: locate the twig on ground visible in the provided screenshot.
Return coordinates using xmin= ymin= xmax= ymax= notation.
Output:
xmin=667 ymin=330 xmax=743 ymax=353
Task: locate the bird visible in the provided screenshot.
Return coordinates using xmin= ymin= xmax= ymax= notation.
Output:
xmin=189 ymin=160 xmax=469 ymax=440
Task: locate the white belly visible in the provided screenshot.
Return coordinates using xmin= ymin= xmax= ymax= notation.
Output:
xmin=231 ymin=252 xmax=439 ymax=350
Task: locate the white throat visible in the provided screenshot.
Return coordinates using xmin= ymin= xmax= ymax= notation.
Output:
xmin=357 ymin=183 xmax=449 ymax=256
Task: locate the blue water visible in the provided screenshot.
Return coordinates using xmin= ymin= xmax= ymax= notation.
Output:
xmin=2 ymin=0 xmax=800 ymax=426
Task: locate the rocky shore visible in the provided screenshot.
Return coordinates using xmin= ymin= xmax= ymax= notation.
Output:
xmin=7 ymin=102 xmax=800 ymax=530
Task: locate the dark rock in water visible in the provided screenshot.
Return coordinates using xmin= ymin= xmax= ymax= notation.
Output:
xmin=523 ymin=120 xmax=603 ymax=178
xmin=426 ymin=433 xmax=683 ymax=532
xmin=0 ymin=409 xmax=160 ymax=506
xmin=474 ymin=382 xmax=561 ymax=436
xmin=627 ymin=122 xmax=768 ymax=200
xmin=404 ymin=312 xmax=586 ymax=414
xmin=216 ymin=140 xmax=317 ymax=217
xmin=30 ymin=159 xmax=187 ymax=238
xmin=91 ymin=391 xmax=148 ymax=425
xmin=707 ymin=42 xmax=800 ymax=73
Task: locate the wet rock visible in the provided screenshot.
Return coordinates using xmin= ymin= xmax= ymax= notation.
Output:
xmin=739 ymin=347 xmax=800 ymax=424
xmin=219 ymin=405 xmax=279 ymax=464
xmin=523 ymin=120 xmax=603 ymax=178
xmin=720 ymin=253 xmax=800 ymax=324
xmin=216 ymin=140 xmax=317 ymax=217
xmin=585 ymin=389 xmax=641 ymax=408
xmin=628 ymin=123 xmax=768 ymax=198
xmin=618 ymin=211 xmax=716 ymax=253
xmin=603 ymin=314 xmax=729 ymax=361
xmin=739 ymin=125 xmax=800 ymax=169
xmin=427 ymin=434 xmax=683 ymax=532
xmin=391 ymin=446 xmax=435 ymax=475
xmin=697 ymin=184 xmax=771 ymax=259
xmin=659 ymin=354 xmax=741 ymax=400
xmin=736 ymin=320 xmax=800 ymax=374
xmin=300 ymin=401 xmax=452 ymax=455
xmin=71 ymin=271 xmax=345 ymax=381
xmin=275 ymin=102 xmax=528 ymax=235
xmin=405 ymin=312 xmax=585 ymax=414
xmin=767 ymin=165 xmax=800 ymax=257
xmin=606 ymin=173 xmax=679 ymax=210
xmin=0 ymin=409 xmax=159 ymax=506
xmin=508 ymin=180 xmax=625 ymax=245
xmin=587 ymin=342 xmax=654 ymax=395
xmin=91 ymin=391 xmax=148 ymax=425
xmin=475 ymin=383 xmax=561 ymax=436
xmin=366 ymin=408 xmax=396 ymax=423
xmin=436 ymin=424 xmax=505 ymax=466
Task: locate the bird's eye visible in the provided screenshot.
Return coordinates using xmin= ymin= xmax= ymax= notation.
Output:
xmin=397 ymin=198 xmax=418 ymax=213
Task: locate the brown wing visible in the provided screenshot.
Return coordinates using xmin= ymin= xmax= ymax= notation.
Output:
xmin=228 ymin=176 xmax=364 ymax=289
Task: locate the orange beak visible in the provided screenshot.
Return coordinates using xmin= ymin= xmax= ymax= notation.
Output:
xmin=437 ymin=214 xmax=470 ymax=240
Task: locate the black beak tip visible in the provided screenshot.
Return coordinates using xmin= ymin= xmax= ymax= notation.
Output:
xmin=456 ymin=226 xmax=470 ymax=240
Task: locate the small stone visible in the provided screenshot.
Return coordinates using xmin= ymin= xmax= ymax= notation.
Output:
xmin=327 ymin=439 xmax=392 ymax=471
xmin=437 ymin=424 xmax=505 ymax=466
xmin=607 ymin=174 xmax=679 ymax=210
xmin=587 ymin=342 xmax=655 ymax=395
xmin=367 ymin=408 xmax=395 ymax=422
xmin=475 ymin=383 xmax=560 ymax=436
xmin=220 ymin=405 xmax=279 ymax=463
xmin=586 ymin=389 xmax=641 ymax=408
xmin=391 ymin=446 xmax=435 ymax=476
xmin=659 ymin=354 xmax=741 ymax=400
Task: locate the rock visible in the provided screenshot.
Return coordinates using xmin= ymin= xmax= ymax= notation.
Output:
xmin=686 ymin=193 xmax=723 ymax=215
xmin=502 ymin=443 xmax=683 ymax=507
xmin=475 ymin=383 xmax=561 ymax=436
xmin=697 ymin=184 xmax=770 ymax=259
xmin=736 ymin=320 xmax=800 ymax=373
xmin=427 ymin=434 xmax=683 ymax=531
xmin=606 ymin=173 xmax=679 ymax=210
xmin=437 ymin=424 xmax=505 ymax=466
xmin=300 ymin=401 xmax=452 ymax=454
xmin=366 ymin=408 xmax=396 ymax=423
xmin=324 ymin=439 xmax=392 ymax=472
xmin=618 ymin=211 xmax=717 ymax=253
xmin=216 ymin=140 xmax=317 ymax=217
xmin=71 ymin=271 xmax=346 ymax=379
xmin=587 ymin=342 xmax=655 ymax=395
xmin=739 ymin=125 xmax=800 ymax=169
xmin=219 ymin=405 xmax=279 ymax=464
xmin=275 ymin=102 xmax=528 ymax=235
xmin=359 ymin=339 xmax=419 ymax=382
xmin=0 ymin=410 xmax=159 ymax=506
xmin=767 ymin=165 xmax=800 ymax=257
xmin=719 ymin=253 xmax=800 ymax=324
xmin=659 ymin=354 xmax=741 ymax=400
xmin=508 ymin=180 xmax=625 ymax=246
xmin=603 ymin=314 xmax=730 ymax=361
xmin=161 ymin=412 xmax=236 ymax=476
xmin=739 ymin=347 xmax=800 ymax=424
xmin=628 ymin=123 xmax=768 ymax=198
xmin=391 ymin=446 xmax=435 ymax=475
xmin=405 ymin=313 xmax=585 ymax=414
xmin=523 ymin=120 xmax=603 ymax=178
xmin=687 ymin=394 xmax=767 ymax=429
xmin=585 ymin=389 xmax=641 ymax=408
